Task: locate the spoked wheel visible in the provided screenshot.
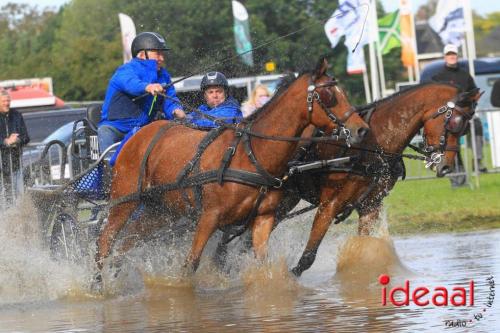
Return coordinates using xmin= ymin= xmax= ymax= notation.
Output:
xmin=50 ymin=212 xmax=84 ymax=263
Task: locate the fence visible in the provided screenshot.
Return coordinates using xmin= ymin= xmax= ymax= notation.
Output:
xmin=1 ymin=137 xmax=94 ymax=210
xmin=404 ymin=107 xmax=500 ymax=188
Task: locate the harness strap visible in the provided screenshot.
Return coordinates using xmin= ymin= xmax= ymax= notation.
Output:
xmin=137 ymin=122 xmax=179 ymax=192
xmin=242 ymin=130 xmax=284 ymax=188
xmin=109 ymin=168 xmax=281 ymax=208
xmin=176 ymin=126 xmax=227 ymax=184
xmin=217 ymin=125 xmax=245 ymax=184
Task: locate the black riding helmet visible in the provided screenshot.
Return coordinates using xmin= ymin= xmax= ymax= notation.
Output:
xmin=131 ymin=32 xmax=170 ymax=58
xmin=200 ymin=72 xmax=229 ymax=91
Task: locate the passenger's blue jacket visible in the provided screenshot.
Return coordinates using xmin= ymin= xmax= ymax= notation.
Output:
xmin=99 ymin=58 xmax=182 ymax=133
xmin=188 ymin=97 xmax=242 ymax=128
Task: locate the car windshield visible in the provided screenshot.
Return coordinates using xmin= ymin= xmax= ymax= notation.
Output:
xmin=42 ymin=122 xmax=76 ymax=145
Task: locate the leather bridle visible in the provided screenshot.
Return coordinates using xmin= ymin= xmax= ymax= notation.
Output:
xmin=306 ymin=77 xmax=357 ymax=147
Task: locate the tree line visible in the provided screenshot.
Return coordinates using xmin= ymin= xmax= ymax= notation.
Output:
xmin=0 ymin=0 xmax=498 ymax=104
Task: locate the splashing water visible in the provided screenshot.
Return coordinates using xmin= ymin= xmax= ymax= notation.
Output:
xmin=0 ymin=197 xmax=88 ymax=304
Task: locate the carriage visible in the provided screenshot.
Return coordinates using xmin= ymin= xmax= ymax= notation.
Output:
xmin=26 ymin=104 xmax=117 ymax=262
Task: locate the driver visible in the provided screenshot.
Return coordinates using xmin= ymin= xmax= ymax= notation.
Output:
xmin=98 ymin=31 xmax=185 ymax=155
xmin=187 ymin=72 xmax=242 ymax=128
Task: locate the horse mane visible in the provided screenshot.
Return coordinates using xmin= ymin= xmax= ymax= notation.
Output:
xmin=355 ymin=81 xmax=459 ymax=112
xmin=245 ymin=71 xmax=308 ymax=121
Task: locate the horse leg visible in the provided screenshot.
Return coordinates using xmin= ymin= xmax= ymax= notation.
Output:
xmin=114 ymin=208 xmax=166 ymax=254
xmin=358 ymin=206 xmax=381 ymax=236
xmin=290 ymin=200 xmax=338 ymax=277
xmin=251 ymin=214 xmax=275 ymax=260
xmin=95 ymin=201 xmax=140 ymax=270
xmin=184 ymin=210 xmax=220 ymax=273
xmin=291 ymin=180 xmax=363 ymax=277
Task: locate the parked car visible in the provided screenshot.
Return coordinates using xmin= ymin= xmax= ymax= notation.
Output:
xmin=22 ymin=121 xmax=88 ymax=186
xmin=22 ymin=107 xmax=87 ymax=143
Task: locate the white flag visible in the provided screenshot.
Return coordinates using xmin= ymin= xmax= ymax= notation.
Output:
xmin=118 ymin=13 xmax=136 ymax=63
xmin=429 ymin=0 xmax=465 ymax=46
xmin=324 ymin=0 xmax=372 ymax=74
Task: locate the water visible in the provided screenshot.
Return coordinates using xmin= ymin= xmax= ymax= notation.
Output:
xmin=0 ymin=199 xmax=499 ymax=332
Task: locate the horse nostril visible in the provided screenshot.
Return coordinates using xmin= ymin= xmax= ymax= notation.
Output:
xmin=357 ymin=127 xmax=369 ymax=139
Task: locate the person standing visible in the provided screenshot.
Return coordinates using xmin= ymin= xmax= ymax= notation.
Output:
xmin=241 ymin=84 xmax=271 ymax=118
xmin=492 ymin=78 xmax=500 ymax=107
xmin=0 ymin=89 xmax=30 ymax=204
xmin=431 ymin=44 xmax=479 ymax=186
xmin=98 ymin=31 xmax=185 ymax=155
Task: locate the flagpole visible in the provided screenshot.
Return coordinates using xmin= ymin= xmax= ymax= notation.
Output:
xmin=407 ymin=66 xmax=414 ymax=82
xmin=363 ymin=68 xmax=372 ymax=103
xmin=372 ymin=0 xmax=387 ymax=96
xmin=368 ymin=0 xmax=381 ymax=100
xmin=409 ymin=7 xmax=420 ymax=81
xmin=376 ymin=40 xmax=387 ymax=96
xmin=462 ymin=0 xmax=476 ymax=78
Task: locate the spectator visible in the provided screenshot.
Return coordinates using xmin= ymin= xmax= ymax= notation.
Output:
xmin=431 ymin=44 xmax=478 ymax=186
xmin=98 ymin=31 xmax=184 ymax=155
xmin=0 ymin=89 xmax=30 ymax=204
xmin=492 ymin=78 xmax=500 ymax=107
xmin=187 ymin=71 xmax=242 ymax=128
xmin=241 ymin=84 xmax=271 ymax=118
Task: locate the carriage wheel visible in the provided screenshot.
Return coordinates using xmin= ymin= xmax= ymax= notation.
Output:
xmin=50 ymin=212 xmax=84 ymax=263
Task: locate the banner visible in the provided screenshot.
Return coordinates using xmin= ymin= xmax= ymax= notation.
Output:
xmin=378 ymin=10 xmax=400 ymax=55
xmin=324 ymin=0 xmax=372 ymax=74
xmin=232 ymin=0 xmax=253 ymax=67
xmin=399 ymin=0 xmax=416 ymax=67
xmin=118 ymin=13 xmax=136 ymax=63
xmin=428 ymin=0 xmax=465 ymax=46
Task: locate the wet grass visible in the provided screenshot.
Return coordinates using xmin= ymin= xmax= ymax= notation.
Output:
xmin=384 ymin=172 xmax=500 ymax=235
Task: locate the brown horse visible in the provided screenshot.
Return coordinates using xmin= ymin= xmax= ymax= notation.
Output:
xmin=286 ymin=83 xmax=481 ymax=276
xmin=93 ymin=58 xmax=369 ymax=281
xmin=214 ymin=83 xmax=481 ymax=276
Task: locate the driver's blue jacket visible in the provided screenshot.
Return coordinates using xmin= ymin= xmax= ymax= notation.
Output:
xmin=187 ymin=97 xmax=242 ymax=128
xmin=98 ymin=58 xmax=182 ymax=133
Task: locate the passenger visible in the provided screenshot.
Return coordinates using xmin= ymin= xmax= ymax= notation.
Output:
xmin=188 ymin=72 xmax=242 ymax=128
xmin=98 ymin=31 xmax=185 ymax=155
xmin=0 ymin=89 xmax=30 ymax=204
xmin=241 ymin=84 xmax=271 ymax=118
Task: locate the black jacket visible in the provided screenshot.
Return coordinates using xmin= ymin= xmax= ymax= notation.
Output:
xmin=0 ymin=109 xmax=30 ymax=174
xmin=491 ymin=79 xmax=500 ymax=107
xmin=431 ymin=65 xmax=477 ymax=92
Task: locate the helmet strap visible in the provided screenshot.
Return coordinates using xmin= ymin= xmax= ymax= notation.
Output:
xmin=144 ymin=50 xmax=149 ymax=60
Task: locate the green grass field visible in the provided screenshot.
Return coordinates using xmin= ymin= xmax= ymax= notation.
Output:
xmin=384 ymin=172 xmax=500 ymax=235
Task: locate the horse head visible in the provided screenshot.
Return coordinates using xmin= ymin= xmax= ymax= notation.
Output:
xmin=307 ymin=57 xmax=369 ymax=144
xmin=421 ymin=87 xmax=482 ymax=177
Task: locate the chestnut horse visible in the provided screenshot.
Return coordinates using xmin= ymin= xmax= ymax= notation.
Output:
xmin=93 ymin=58 xmax=369 ymax=280
xmin=288 ymin=83 xmax=481 ymax=276
xmin=215 ymin=83 xmax=480 ymax=276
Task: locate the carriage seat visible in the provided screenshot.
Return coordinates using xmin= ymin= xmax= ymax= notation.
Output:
xmin=86 ymin=103 xmax=102 ymax=132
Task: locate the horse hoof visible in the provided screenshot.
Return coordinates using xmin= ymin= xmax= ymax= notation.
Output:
xmin=290 ymin=267 xmax=302 ymax=277
xmin=90 ymin=272 xmax=103 ymax=294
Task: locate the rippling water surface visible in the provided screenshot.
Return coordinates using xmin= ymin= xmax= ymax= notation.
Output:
xmin=0 ymin=199 xmax=498 ymax=332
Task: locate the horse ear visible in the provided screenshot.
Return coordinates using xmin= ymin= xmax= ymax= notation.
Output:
xmin=313 ymin=57 xmax=329 ymax=81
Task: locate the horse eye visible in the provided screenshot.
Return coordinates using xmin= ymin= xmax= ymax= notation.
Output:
xmin=323 ymin=89 xmax=337 ymax=107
